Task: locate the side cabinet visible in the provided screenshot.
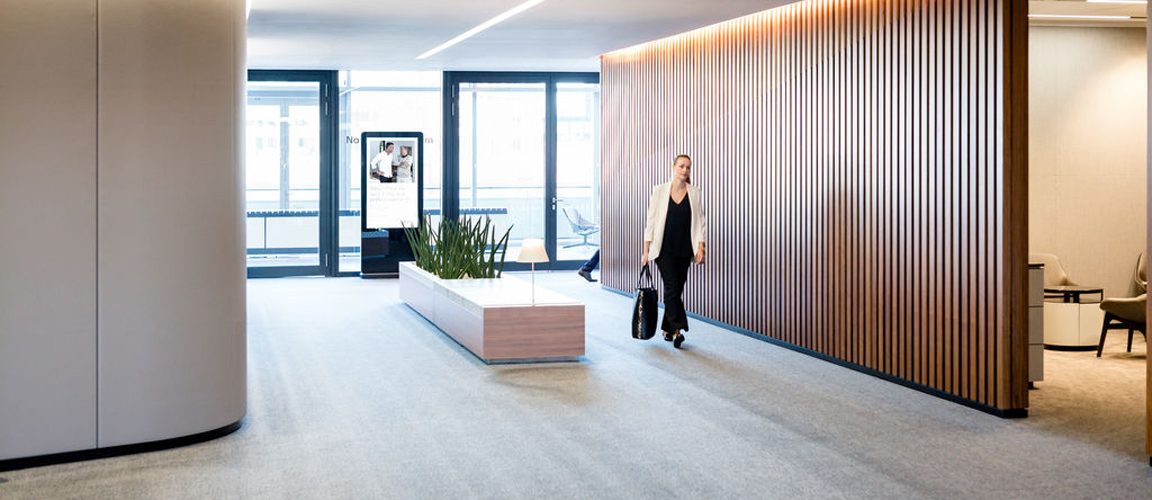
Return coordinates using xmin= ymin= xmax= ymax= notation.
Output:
xmin=1029 ymin=264 xmax=1045 ymax=383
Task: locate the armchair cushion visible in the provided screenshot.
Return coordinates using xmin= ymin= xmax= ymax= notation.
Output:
xmin=1135 ymin=252 xmax=1146 ymax=294
xmin=1029 ymin=252 xmax=1077 ymax=287
xmin=1100 ymin=294 xmax=1147 ymax=324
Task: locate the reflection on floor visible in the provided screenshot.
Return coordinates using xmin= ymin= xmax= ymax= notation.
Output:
xmin=1030 ymin=334 xmax=1147 ymax=459
xmin=246 ymin=247 xmax=599 ymax=272
xmin=555 ymin=244 xmax=599 ymax=263
xmin=2 ymin=272 xmax=1150 ymax=498
xmin=245 ymin=253 xmax=320 ymax=267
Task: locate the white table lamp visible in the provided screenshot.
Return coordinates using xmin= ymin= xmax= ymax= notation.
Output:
xmin=516 ymin=238 xmax=549 ymax=305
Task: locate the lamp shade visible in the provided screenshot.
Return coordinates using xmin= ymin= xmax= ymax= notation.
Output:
xmin=516 ymin=238 xmax=549 ymax=264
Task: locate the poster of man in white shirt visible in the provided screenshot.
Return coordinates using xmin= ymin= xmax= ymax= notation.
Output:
xmin=362 ymin=133 xmax=422 ymax=230
xmin=369 ymin=141 xmax=398 ymax=183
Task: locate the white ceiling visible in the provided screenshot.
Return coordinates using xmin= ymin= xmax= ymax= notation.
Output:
xmin=248 ymin=1 xmax=1149 ymax=71
xmin=247 ymin=0 xmax=792 ymax=71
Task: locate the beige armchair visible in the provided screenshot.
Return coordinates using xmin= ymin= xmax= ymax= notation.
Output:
xmin=1097 ymin=252 xmax=1147 ymax=357
xmin=1029 ymin=252 xmax=1078 ymax=300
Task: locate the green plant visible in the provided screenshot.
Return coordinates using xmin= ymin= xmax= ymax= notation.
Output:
xmin=403 ymin=214 xmax=512 ymax=279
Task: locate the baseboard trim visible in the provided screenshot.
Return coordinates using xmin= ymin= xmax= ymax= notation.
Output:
xmin=602 ymin=286 xmax=1027 ymax=419
xmin=0 ymin=419 xmax=244 ymax=472
xmin=1043 ymin=344 xmax=1098 ymax=352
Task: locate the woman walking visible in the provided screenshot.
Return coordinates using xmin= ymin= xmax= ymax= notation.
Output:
xmin=642 ymin=154 xmax=707 ymax=348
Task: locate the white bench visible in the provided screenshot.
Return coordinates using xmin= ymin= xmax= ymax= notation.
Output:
xmin=399 ymin=262 xmax=585 ymax=363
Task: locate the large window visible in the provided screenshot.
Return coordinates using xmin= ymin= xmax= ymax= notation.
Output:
xmin=246 ymin=70 xmax=598 ymax=277
xmin=555 ymin=82 xmax=601 ymax=262
xmin=245 ymin=72 xmax=335 ymax=277
xmin=444 ymin=72 xmax=600 ymax=270
xmin=338 ymin=71 xmax=442 ymax=274
xmin=458 ymin=82 xmax=547 ymax=248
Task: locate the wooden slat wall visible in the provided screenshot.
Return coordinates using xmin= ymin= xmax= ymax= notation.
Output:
xmin=600 ymin=0 xmax=1029 ymax=412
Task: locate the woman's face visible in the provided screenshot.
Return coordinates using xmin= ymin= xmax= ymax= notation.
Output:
xmin=673 ymin=157 xmax=692 ymax=183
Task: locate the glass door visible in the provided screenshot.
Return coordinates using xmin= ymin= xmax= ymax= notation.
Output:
xmin=246 ymin=71 xmax=337 ymax=278
xmin=555 ymin=82 xmax=601 ymax=264
xmin=458 ymin=82 xmax=547 ymax=261
xmin=337 ymin=71 xmax=444 ymax=275
xmin=445 ymin=72 xmax=600 ymax=271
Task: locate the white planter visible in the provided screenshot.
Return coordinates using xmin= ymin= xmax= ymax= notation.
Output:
xmin=398 ymin=262 xmax=585 ymax=363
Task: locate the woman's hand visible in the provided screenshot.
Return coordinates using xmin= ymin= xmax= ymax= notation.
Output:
xmin=641 ymin=252 xmax=649 ymax=267
xmin=695 ymin=250 xmax=705 ymax=265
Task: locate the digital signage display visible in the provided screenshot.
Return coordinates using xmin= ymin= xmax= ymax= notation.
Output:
xmin=361 ymin=132 xmax=423 ymax=231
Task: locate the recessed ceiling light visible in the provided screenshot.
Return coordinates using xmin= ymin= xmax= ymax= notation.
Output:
xmin=417 ymin=0 xmax=549 ymax=60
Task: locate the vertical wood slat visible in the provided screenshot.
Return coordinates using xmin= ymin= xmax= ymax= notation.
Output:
xmin=599 ymin=0 xmax=1027 ymax=412
xmin=1146 ymin=0 xmax=1152 ymax=460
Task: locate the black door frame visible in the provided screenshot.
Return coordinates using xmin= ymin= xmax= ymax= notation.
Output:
xmin=442 ymin=71 xmax=600 ymax=271
xmin=247 ymin=70 xmax=340 ymax=278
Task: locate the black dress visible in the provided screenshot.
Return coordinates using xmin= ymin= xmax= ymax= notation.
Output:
xmin=655 ymin=194 xmax=694 ymax=333
xmin=662 ymin=194 xmax=694 ymax=258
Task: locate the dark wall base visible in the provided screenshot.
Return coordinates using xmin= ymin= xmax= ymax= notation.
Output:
xmin=1043 ymin=344 xmax=1099 ymax=352
xmin=602 ymin=286 xmax=1028 ymax=419
xmin=0 ymin=419 xmax=243 ymax=472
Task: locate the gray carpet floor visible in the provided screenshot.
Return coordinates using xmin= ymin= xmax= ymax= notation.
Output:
xmin=2 ymin=271 xmax=1150 ymax=499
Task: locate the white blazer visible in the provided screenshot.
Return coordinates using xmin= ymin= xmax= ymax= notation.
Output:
xmin=643 ymin=180 xmax=706 ymax=260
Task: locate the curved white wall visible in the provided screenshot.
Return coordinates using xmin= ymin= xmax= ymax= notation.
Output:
xmin=0 ymin=0 xmax=99 ymax=460
xmin=0 ymin=0 xmax=246 ymax=461
xmin=96 ymin=0 xmax=247 ymax=448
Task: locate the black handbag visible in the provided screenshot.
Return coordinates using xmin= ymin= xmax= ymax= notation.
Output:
xmin=631 ymin=265 xmax=658 ymax=340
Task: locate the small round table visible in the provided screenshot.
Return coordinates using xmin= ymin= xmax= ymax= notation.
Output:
xmin=1043 ymin=285 xmax=1106 ymax=350
xmin=1043 ymin=285 xmax=1103 ymax=304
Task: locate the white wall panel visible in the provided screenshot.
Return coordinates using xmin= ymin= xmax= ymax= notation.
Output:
xmin=0 ymin=0 xmax=98 ymax=460
xmin=1029 ymin=27 xmax=1148 ymax=297
xmin=97 ymin=0 xmax=246 ymax=446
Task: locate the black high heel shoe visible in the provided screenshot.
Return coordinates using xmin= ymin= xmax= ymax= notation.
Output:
xmin=673 ymin=332 xmax=686 ymax=349
xmin=663 ymin=331 xmax=675 ymax=342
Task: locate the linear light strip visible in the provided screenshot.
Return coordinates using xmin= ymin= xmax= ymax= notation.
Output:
xmin=416 ymin=0 xmax=549 ymax=60
xmin=1028 ymin=14 xmax=1134 ymax=20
